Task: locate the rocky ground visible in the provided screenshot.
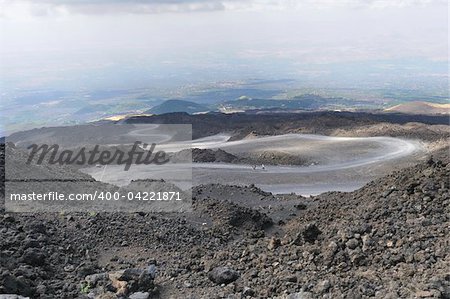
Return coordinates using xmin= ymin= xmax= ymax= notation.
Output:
xmin=0 ymin=112 xmax=449 ymax=299
xmin=124 ymin=111 xmax=449 ymax=141
xmin=187 ymin=148 xmax=311 ymax=166
xmin=0 ymin=145 xmax=449 ymax=298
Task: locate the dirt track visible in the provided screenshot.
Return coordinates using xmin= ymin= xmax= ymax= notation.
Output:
xmin=82 ymin=133 xmax=424 ymax=195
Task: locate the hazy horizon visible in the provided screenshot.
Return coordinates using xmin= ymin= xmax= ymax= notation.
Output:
xmin=0 ymin=0 xmax=448 ymax=133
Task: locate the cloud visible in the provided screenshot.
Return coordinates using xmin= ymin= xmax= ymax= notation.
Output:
xmin=0 ymin=0 xmax=447 ymax=18
xmin=0 ymin=0 xmax=228 ymax=19
xmin=224 ymin=0 xmax=448 ymax=11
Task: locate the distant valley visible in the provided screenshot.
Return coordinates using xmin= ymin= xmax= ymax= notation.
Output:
xmin=2 ymin=83 xmax=449 ymax=135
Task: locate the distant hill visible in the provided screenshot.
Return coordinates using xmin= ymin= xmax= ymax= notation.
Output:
xmin=384 ymin=101 xmax=450 ymax=115
xmin=146 ymin=99 xmax=210 ymax=114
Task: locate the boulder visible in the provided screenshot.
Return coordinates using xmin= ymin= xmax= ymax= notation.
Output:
xmin=208 ymin=267 xmax=240 ymax=285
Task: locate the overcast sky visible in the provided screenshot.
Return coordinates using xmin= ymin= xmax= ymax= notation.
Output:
xmin=0 ymin=0 xmax=448 ymax=91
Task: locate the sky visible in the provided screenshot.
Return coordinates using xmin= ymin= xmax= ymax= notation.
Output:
xmin=0 ymin=0 xmax=448 ymax=134
xmin=0 ymin=0 xmax=448 ymax=91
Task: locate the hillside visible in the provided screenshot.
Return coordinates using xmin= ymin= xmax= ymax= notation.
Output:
xmin=385 ymin=101 xmax=450 ymax=115
xmin=0 ymin=144 xmax=449 ymax=298
xmin=1 ymin=112 xmax=450 ymax=298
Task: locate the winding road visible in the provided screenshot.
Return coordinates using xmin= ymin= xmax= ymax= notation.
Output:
xmin=82 ymin=133 xmax=424 ymax=196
